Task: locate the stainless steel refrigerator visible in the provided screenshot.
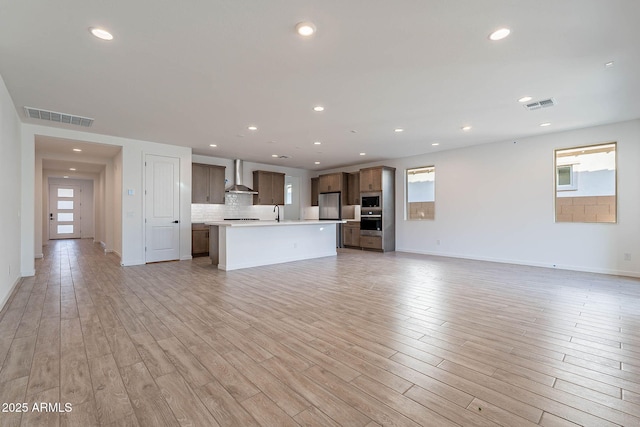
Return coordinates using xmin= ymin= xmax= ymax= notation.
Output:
xmin=318 ymin=191 xmax=342 ymax=248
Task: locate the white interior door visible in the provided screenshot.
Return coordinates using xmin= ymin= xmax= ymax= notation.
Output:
xmin=145 ymin=154 xmax=180 ymax=262
xmin=49 ymin=184 xmax=82 ymax=239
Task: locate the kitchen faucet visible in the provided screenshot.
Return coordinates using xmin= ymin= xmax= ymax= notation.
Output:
xmin=273 ymin=204 xmax=280 ymax=222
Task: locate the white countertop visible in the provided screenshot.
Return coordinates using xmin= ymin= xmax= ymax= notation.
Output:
xmin=205 ymin=219 xmax=346 ymax=227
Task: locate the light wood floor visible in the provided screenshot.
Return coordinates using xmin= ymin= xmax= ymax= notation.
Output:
xmin=1 ymin=240 xmax=639 ymax=426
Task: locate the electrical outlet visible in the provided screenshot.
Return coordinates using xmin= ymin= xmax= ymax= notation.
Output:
xmin=436 ymin=239 xmax=441 ymax=245
xmin=624 ymin=253 xmax=631 ymax=261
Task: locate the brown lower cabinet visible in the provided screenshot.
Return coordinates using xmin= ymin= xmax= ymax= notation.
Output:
xmin=192 ymin=223 xmax=209 ymax=257
xmin=360 ymin=235 xmax=383 ymax=251
xmin=343 ymin=222 xmax=360 ymax=248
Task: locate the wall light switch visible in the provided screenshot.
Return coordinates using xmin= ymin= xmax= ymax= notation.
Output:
xmin=127 ymin=189 xmax=135 ymax=196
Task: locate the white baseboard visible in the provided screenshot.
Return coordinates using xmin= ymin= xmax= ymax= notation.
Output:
xmin=396 ymin=248 xmax=640 ymax=278
xmin=0 ymin=276 xmax=23 ymax=312
xmin=180 ymin=255 xmax=193 ymax=261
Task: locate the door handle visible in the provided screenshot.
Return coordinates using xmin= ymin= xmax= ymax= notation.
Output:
xmin=173 ymin=220 xmax=179 ymax=223
xmin=49 ymin=213 xmax=54 ymax=221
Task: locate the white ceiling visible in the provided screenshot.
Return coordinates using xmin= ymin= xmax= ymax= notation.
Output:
xmin=36 ymin=136 xmax=121 ymax=176
xmin=2 ymin=1 xmax=639 ymax=170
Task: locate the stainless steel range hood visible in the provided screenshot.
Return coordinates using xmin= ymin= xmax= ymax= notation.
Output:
xmin=225 ymin=159 xmax=257 ymax=194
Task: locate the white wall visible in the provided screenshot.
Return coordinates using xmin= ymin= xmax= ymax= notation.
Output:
xmin=21 ymin=124 xmax=193 ymax=269
xmin=319 ymin=119 xmax=640 ymax=277
xmin=95 ymin=168 xmax=106 ymax=246
xmin=113 ymin=150 xmax=123 ymax=257
xmin=0 ymin=74 xmax=23 ymax=308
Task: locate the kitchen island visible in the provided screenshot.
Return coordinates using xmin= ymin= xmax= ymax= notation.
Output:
xmin=204 ymin=220 xmax=346 ymax=271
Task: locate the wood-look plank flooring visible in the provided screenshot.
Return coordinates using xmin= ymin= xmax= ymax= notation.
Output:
xmin=1 ymin=239 xmax=639 ymax=426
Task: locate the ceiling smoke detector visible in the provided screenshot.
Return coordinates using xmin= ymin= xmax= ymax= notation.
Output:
xmin=24 ymin=106 xmax=94 ymax=127
xmin=523 ymin=98 xmax=557 ymax=111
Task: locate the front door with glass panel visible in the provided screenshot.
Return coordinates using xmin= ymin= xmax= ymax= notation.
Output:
xmin=49 ymin=184 xmax=82 ymax=239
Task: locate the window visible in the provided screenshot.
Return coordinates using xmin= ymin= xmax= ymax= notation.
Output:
xmin=407 ymin=166 xmax=435 ymax=220
xmin=556 ymin=164 xmax=576 ymax=190
xmin=285 ymin=183 xmax=293 ymax=205
xmin=58 ymin=188 xmax=74 ymax=198
xmin=57 ymin=225 xmax=74 ymax=234
xmin=57 ymin=200 xmax=74 ymax=210
xmin=555 ymin=142 xmax=616 ymax=223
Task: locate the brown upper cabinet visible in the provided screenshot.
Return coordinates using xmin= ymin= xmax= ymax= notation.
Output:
xmin=319 ymin=172 xmax=348 ymax=204
xmin=318 ymin=172 xmax=347 ymax=193
xmin=192 ymin=163 xmax=226 ymax=204
xmin=347 ymin=172 xmax=360 ymax=205
xmin=310 ymin=177 xmax=319 ymax=206
xmin=360 ymin=166 xmax=384 ymax=192
xmin=253 ymin=170 xmax=285 ymax=205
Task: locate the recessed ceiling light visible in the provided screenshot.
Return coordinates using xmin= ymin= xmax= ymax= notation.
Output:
xmin=271 ymin=154 xmax=278 ymax=158
xmin=89 ymin=27 xmax=114 ymax=41
xmin=605 ymin=61 xmax=615 ymax=69
xmin=394 ymin=128 xmax=404 ymax=133
xmin=315 ymin=161 xmax=320 ymax=165
xmin=248 ymin=126 xmax=257 ymax=131
xmin=209 ymin=144 xmax=217 ymax=147
xmin=489 ymin=28 xmax=510 ymax=41
xmin=540 ymin=122 xmax=551 ymax=127
xmin=313 ymin=106 xmax=324 ymax=112
xmin=359 ymin=152 xmax=366 ymax=156
xmin=73 ymin=148 xmax=82 ymax=152
xmin=69 ymin=168 xmax=76 ymax=171
xmin=314 ymin=141 xmax=322 ymax=145
xmin=432 ymin=143 xmax=440 ymax=146
xmin=63 ymin=176 xmax=69 ymax=179
xmin=518 ymin=96 xmax=532 ymax=103
xmin=462 ymin=126 xmax=472 ymax=131
xmin=295 ymin=22 xmax=316 ymax=37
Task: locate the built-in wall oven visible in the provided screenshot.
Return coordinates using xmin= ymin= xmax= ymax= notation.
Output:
xmin=361 ymin=192 xmax=381 ymax=209
xmin=360 ymin=209 xmax=382 ymax=236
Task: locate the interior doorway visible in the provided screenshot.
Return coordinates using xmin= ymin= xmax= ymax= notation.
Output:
xmin=37 ymin=135 xmax=121 ymax=256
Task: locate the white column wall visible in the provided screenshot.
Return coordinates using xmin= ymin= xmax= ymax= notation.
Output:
xmin=0 ymin=74 xmax=23 ymax=308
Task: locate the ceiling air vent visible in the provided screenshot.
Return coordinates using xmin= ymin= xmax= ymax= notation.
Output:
xmin=523 ymin=98 xmax=557 ymax=111
xmin=24 ymin=106 xmax=94 ymax=127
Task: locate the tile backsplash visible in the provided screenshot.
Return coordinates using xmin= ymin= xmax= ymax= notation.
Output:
xmin=191 ymin=193 xmax=282 ymax=222
xmin=192 ymin=195 xmax=362 ymax=223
